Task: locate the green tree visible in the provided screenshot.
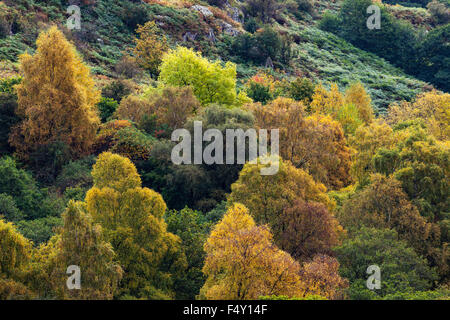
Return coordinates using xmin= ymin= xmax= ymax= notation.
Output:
xmin=335 ymin=227 xmax=438 ymax=299
xmin=158 ymin=46 xmax=242 ymax=106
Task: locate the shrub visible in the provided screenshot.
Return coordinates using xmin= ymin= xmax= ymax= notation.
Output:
xmin=97 ymin=97 xmax=119 ymax=122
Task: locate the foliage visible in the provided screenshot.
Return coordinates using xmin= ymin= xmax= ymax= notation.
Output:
xmin=166 ymin=207 xmax=211 ymax=299
xmin=85 ymin=152 xmax=187 ymax=299
xmin=229 ymin=156 xmax=336 ymax=256
xmin=0 ymin=156 xmax=44 ymax=219
xmin=251 ymin=99 xmax=352 ymax=189
xmin=199 ymin=203 xmax=306 ymax=300
xmin=133 ymin=21 xmax=168 ymax=78
xmin=9 ymin=26 xmax=100 ymax=159
xmin=97 ymin=97 xmax=119 ymax=123
xmin=388 ymin=90 xmax=449 ymax=141
xmin=335 ymin=227 xmax=438 ymax=299
xmin=158 ymin=46 xmax=241 ymax=106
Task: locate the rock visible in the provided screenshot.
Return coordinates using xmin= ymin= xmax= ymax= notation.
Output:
xmin=191 ymin=5 xmax=213 ymax=17
xmin=207 ymin=28 xmax=217 ymax=43
xmin=182 ymin=32 xmax=197 ymax=42
xmin=220 ymin=22 xmax=241 ymax=36
xmin=265 ymin=56 xmax=274 ymax=69
xmin=230 ymin=7 xmax=244 ymax=23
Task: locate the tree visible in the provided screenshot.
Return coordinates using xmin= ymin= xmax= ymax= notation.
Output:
xmin=133 ymin=21 xmax=169 ymax=78
xmin=300 ymin=254 xmax=348 ymax=300
xmin=0 ymin=156 xmax=44 ymax=219
xmin=199 ymin=203 xmax=306 ymax=300
xmin=337 ymin=174 xmax=442 ymax=264
xmin=158 ymin=46 xmax=242 ymax=106
xmin=335 ymin=227 xmax=438 ymax=299
xmin=166 ymin=207 xmax=211 ymax=299
xmin=37 ymin=201 xmax=123 ymax=299
xmin=0 ymin=218 xmax=34 ymax=297
xmin=143 ymin=86 xmax=200 ymax=136
xmin=388 ymin=90 xmax=450 ymax=141
xmin=0 ymin=219 xmax=31 ymax=279
xmin=97 ymin=97 xmax=118 ymax=123
xmin=9 ymin=26 xmax=100 ymax=159
xmin=85 ymin=152 xmax=186 ymax=299
xmin=0 ymin=78 xmax=20 ymax=155
xmin=374 ymin=123 xmax=449 ymax=224
xmin=280 ymin=200 xmax=343 ymax=261
xmin=417 ymin=23 xmax=449 ymax=92
xmin=310 ymin=83 xmax=344 ymax=116
xmin=344 ymin=82 xmax=374 ymax=125
xmin=349 ymin=120 xmax=396 ymax=184
xmin=251 ymin=99 xmax=352 ymax=189
xmin=288 ymin=78 xmax=315 ymax=103
xmin=229 ymin=157 xmax=334 ymax=252
xmin=243 ymin=0 xmax=279 ymax=23
xmin=114 ymin=95 xmax=153 ymax=124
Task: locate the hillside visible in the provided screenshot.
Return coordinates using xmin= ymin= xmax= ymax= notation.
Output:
xmin=0 ymin=0 xmax=434 ymax=113
xmin=0 ymin=0 xmax=449 ymax=302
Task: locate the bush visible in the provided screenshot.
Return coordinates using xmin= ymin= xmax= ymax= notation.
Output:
xmin=0 ymin=156 xmax=44 ymax=219
xmin=16 ymin=216 xmax=62 ymax=245
xmin=0 ymin=193 xmax=24 ymax=222
xmin=101 ymin=80 xmax=133 ymax=103
xmin=288 ymin=78 xmax=315 ymax=103
xmin=246 ymin=81 xmax=273 ymax=104
xmin=0 ymin=92 xmax=19 ymax=155
xmin=97 ymin=97 xmax=119 ymax=122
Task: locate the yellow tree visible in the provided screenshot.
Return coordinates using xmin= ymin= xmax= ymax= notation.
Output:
xmin=85 ymin=152 xmax=186 ymax=299
xmin=133 ymin=21 xmax=169 ymax=78
xmin=310 ymin=83 xmax=344 ymax=116
xmin=388 ymin=90 xmax=450 ymax=141
xmin=199 ymin=203 xmax=306 ymax=300
xmin=350 ymin=120 xmax=396 ymax=184
xmin=0 ymin=219 xmax=34 ymax=299
xmin=250 ymin=98 xmax=352 ymax=190
xmin=10 ymin=26 xmax=100 ymax=158
xmin=344 ymin=82 xmax=374 ymax=125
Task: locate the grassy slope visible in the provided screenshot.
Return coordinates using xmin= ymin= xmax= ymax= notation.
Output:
xmin=0 ymin=0 xmax=429 ymax=114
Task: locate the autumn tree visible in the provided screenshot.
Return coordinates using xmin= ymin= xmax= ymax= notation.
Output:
xmin=299 ymin=254 xmax=348 ymax=300
xmin=133 ymin=21 xmax=169 ymax=78
xmin=280 ymin=200 xmax=343 ymax=261
xmin=158 ymin=46 xmax=248 ymax=106
xmin=337 ymin=174 xmax=442 ymax=267
xmin=251 ymin=98 xmax=352 ymax=189
xmin=114 ymin=95 xmax=153 ymax=124
xmin=388 ymin=90 xmax=450 ymax=141
xmin=85 ymin=152 xmax=186 ymax=299
xmin=142 ymin=86 xmax=200 ymax=136
xmin=310 ymin=83 xmax=344 ymax=116
xmin=199 ymin=203 xmax=306 ymax=300
xmin=229 ymin=157 xmax=336 ymax=257
xmin=344 ymin=82 xmax=374 ymax=125
xmin=0 ymin=219 xmax=33 ymax=299
xmin=26 ymin=201 xmax=122 ymax=299
xmin=349 ymin=120 xmax=396 ymax=184
xmin=9 ymin=26 xmax=100 ymax=159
